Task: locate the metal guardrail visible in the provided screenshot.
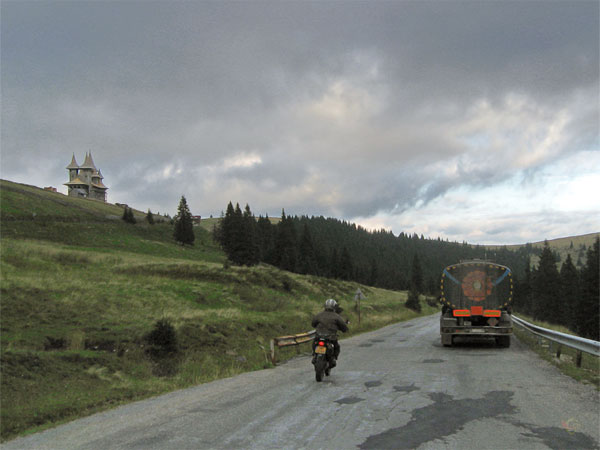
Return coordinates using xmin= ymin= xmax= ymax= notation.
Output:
xmin=512 ymin=315 xmax=600 ymax=366
xmin=270 ymin=330 xmax=315 ymax=363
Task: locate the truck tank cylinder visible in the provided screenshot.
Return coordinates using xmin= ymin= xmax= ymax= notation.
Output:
xmin=440 ymin=261 xmax=513 ymax=314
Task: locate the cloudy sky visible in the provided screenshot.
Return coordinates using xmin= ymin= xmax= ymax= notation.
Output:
xmin=2 ymin=1 xmax=598 ymax=245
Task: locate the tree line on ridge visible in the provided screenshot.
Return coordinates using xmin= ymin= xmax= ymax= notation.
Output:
xmin=172 ymin=198 xmax=598 ymax=341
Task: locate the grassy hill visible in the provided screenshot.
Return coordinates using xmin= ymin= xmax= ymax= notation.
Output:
xmin=0 ymin=180 xmax=438 ymax=441
xmin=488 ymin=232 xmax=599 ymax=270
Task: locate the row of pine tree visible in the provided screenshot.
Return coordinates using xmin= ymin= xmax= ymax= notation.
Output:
xmin=513 ymin=239 xmax=599 ymax=340
xmin=170 ymin=198 xmax=598 ymax=340
xmin=213 ymin=202 xmax=534 ymax=291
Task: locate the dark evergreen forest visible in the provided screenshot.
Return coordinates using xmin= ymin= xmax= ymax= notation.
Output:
xmin=213 ymin=202 xmax=599 ymax=340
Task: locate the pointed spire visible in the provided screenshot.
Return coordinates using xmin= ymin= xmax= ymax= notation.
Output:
xmin=66 ymin=153 xmax=79 ymax=169
xmin=80 ymin=151 xmax=97 ymax=170
xmin=88 ymin=151 xmax=96 ymax=169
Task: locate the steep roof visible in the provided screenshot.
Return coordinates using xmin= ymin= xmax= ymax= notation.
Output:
xmin=92 ymin=181 xmax=108 ymax=190
xmin=66 ymin=154 xmax=79 ymax=170
xmin=64 ymin=176 xmax=87 ymax=186
xmin=79 ymin=152 xmax=97 ymax=170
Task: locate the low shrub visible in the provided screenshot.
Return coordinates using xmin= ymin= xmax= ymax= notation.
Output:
xmin=405 ymin=289 xmax=422 ymax=312
xmin=146 ymin=318 xmax=178 ymax=358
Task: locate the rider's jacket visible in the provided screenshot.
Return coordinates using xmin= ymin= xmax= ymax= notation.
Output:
xmin=311 ymin=309 xmax=348 ymax=338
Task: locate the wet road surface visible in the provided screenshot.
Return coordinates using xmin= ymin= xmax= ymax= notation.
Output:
xmin=3 ymin=314 xmax=599 ymax=449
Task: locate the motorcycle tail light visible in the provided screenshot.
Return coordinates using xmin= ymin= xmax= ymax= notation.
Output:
xmin=318 ymin=341 xmax=325 ymax=346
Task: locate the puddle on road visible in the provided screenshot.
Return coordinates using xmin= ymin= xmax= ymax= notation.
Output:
xmin=422 ymin=359 xmax=445 ymax=363
xmin=359 ymin=391 xmax=516 ymax=449
xmin=393 ymin=384 xmax=420 ymax=394
xmin=364 ymin=381 xmax=383 ymax=388
xmin=510 ymin=421 xmax=599 ymax=450
xmin=370 ymin=339 xmax=385 ymax=343
xmin=335 ymin=396 xmax=365 ymax=405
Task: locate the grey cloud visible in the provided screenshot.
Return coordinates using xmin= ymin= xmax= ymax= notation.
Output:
xmin=1 ymin=1 xmax=598 ymax=242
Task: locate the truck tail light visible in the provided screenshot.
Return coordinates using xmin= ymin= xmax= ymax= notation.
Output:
xmin=484 ymin=310 xmax=501 ymax=317
xmin=453 ymin=310 xmax=471 ymax=317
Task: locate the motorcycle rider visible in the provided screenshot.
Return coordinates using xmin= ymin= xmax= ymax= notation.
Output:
xmin=312 ymin=298 xmax=348 ymax=367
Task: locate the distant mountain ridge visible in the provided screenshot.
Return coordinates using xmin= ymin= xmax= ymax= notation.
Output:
xmin=0 ymin=180 xmax=600 ymax=272
xmin=487 ymin=232 xmax=599 ymax=249
xmin=488 ymin=232 xmax=599 ymax=270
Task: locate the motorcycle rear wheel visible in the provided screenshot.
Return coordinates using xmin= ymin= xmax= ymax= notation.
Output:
xmin=314 ymin=355 xmax=327 ymax=382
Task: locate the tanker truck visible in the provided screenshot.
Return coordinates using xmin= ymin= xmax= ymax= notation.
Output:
xmin=440 ymin=260 xmax=513 ymax=347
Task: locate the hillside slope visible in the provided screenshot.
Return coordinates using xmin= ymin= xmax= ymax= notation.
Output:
xmin=0 ymin=180 xmax=437 ymax=440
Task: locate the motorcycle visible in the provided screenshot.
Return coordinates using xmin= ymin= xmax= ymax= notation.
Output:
xmin=312 ymin=336 xmax=336 ymax=382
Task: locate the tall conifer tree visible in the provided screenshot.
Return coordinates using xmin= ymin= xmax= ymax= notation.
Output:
xmin=329 ymin=247 xmax=340 ymax=279
xmin=274 ymin=210 xmax=297 ymax=272
xmin=339 ymin=247 xmax=354 ymax=280
xmin=532 ymin=241 xmax=560 ymax=322
xmin=576 ymin=238 xmax=599 ymax=340
xmin=173 ymin=196 xmax=194 ymax=245
xmin=410 ymin=253 xmax=424 ymax=294
xmin=368 ymin=258 xmax=379 ymax=286
xmin=298 ymin=223 xmax=318 ymax=275
xmin=514 ymin=257 xmax=533 ymax=316
xmin=241 ymin=204 xmax=260 ymax=266
xmin=256 ymin=215 xmax=275 ymax=264
xmin=559 ymin=254 xmax=579 ymax=332
xmin=220 ymin=202 xmax=237 ymax=259
xmin=220 ymin=202 xmax=246 ymax=265
xmin=146 ymin=209 xmax=155 ymax=225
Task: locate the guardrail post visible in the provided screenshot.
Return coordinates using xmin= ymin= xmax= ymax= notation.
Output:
xmin=556 ymin=345 xmax=562 ymax=359
xmin=576 ymin=351 xmax=582 ymax=368
xmin=270 ymin=339 xmax=276 ymax=364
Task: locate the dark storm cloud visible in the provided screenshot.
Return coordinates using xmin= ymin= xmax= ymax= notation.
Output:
xmin=1 ymin=1 xmax=598 ymax=243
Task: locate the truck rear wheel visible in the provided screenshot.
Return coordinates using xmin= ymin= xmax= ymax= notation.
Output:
xmin=442 ymin=335 xmax=453 ymax=347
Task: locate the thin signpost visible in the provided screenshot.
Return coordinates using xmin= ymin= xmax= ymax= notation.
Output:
xmin=354 ymin=288 xmax=366 ymax=326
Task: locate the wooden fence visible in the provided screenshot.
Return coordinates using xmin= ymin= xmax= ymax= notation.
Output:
xmin=270 ymin=330 xmax=315 ymax=363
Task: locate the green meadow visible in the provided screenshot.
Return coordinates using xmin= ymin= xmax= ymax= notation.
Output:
xmin=0 ymin=180 xmax=438 ymax=440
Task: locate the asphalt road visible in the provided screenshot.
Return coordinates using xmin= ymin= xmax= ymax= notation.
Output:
xmin=3 ymin=314 xmax=599 ymax=449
